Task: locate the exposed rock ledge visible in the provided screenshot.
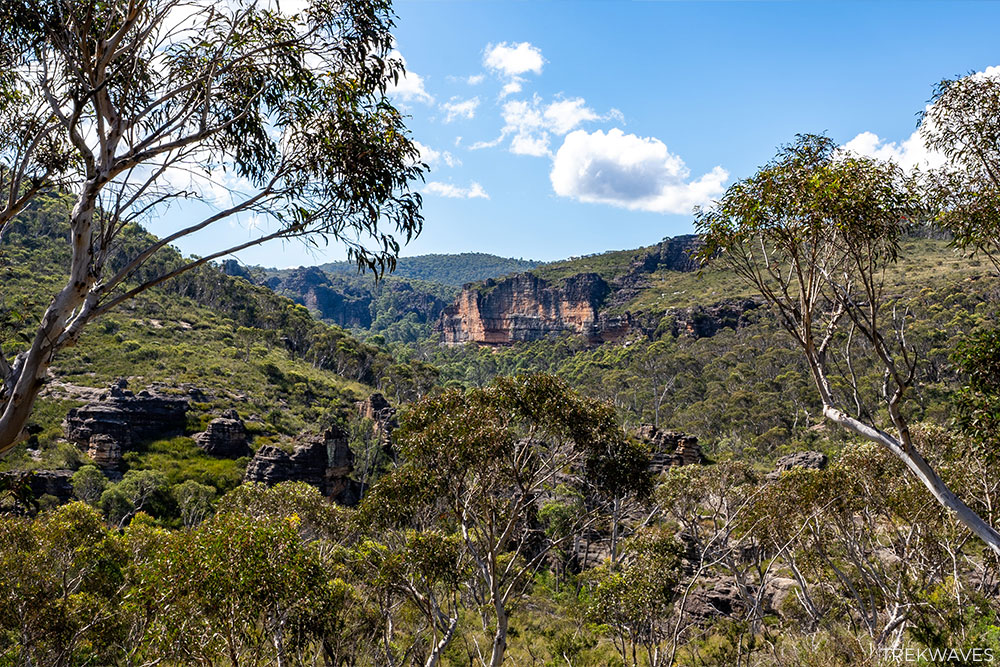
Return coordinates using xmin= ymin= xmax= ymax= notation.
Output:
xmin=244 ymin=427 xmax=361 ymax=506
xmin=437 ymin=272 xmax=626 ymax=345
xmin=64 ymin=378 xmax=189 ymax=469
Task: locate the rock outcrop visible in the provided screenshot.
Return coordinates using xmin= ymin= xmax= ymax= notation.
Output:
xmin=243 ymin=427 xmax=360 ymax=505
xmin=683 ymin=576 xmax=744 ymax=620
xmin=64 ymin=379 xmax=189 ymax=468
xmin=357 ymin=392 xmax=397 ymax=449
xmin=434 ymin=234 xmax=759 ymax=346
xmin=195 ymin=409 xmax=250 ymax=457
xmin=766 ymin=451 xmax=828 ymax=479
xmin=0 ymin=470 xmax=75 ymax=505
xmin=277 ymin=266 xmax=374 ymax=328
xmin=663 ymin=298 xmax=762 ymax=339
xmin=266 ymin=267 xmax=448 ymax=330
xmin=437 ymin=272 xmax=620 ymax=345
xmin=637 ymin=425 xmax=706 ymax=474
xmin=86 ymin=434 xmax=122 ymax=468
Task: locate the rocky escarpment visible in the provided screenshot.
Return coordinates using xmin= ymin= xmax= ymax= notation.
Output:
xmin=261 ymin=266 xmax=448 ymax=330
xmin=64 ymin=379 xmax=189 ymax=469
xmin=605 ymin=234 xmax=703 ymax=309
xmin=437 ymin=272 xmax=621 ymax=345
xmin=436 ymin=235 xmax=713 ymax=346
xmin=244 ymin=427 xmax=361 ymax=506
xmin=435 ymin=234 xmax=764 ymax=346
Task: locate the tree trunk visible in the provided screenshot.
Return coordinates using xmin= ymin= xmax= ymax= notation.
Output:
xmin=0 ymin=186 xmax=99 ymax=455
xmin=425 ymin=616 xmax=458 ymax=667
xmin=610 ymin=496 xmax=621 ymax=565
xmin=488 ymin=597 xmax=508 ymax=667
xmin=823 ymin=404 xmax=1000 ymax=556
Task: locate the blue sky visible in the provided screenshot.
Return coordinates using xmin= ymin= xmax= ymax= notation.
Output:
xmin=158 ymin=0 xmax=1000 ymax=268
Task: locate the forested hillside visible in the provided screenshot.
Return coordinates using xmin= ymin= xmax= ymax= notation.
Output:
xmin=6 ymin=188 xmax=1000 ymax=665
xmin=316 ymin=251 xmax=541 ymax=286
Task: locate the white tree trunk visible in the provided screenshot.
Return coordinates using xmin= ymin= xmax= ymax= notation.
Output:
xmin=823 ymin=404 xmax=1000 ymax=556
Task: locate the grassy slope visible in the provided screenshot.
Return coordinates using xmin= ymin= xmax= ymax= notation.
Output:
xmin=0 ymin=196 xmax=375 ymax=482
xmin=528 ymin=236 xmax=988 ymax=313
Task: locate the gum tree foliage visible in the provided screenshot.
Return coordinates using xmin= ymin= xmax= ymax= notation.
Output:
xmin=586 ymin=528 xmax=683 ymax=667
xmin=921 ymin=70 xmax=1000 ymax=269
xmin=0 ymin=0 xmax=425 ymax=454
xmin=695 ymin=134 xmax=1000 ymax=555
xmin=366 ymin=373 xmax=652 ymax=667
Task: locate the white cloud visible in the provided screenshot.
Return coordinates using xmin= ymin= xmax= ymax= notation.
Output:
xmin=500 ymin=81 xmax=523 ymax=98
xmin=483 ymin=42 xmax=544 ymax=78
xmin=471 ymin=95 xmax=602 ymax=157
xmin=467 ymin=74 xmax=485 ymax=85
xmin=972 ymin=65 xmax=1000 ymax=81
xmin=550 ymin=128 xmax=728 ymax=214
xmin=483 ymin=42 xmax=544 ymax=99
xmin=543 ymin=98 xmax=601 ymax=135
xmin=441 ymin=96 xmax=480 ymax=123
xmin=387 ymin=50 xmax=434 ymax=105
xmin=840 ymin=64 xmax=1000 ymax=172
xmin=425 ymin=181 xmax=490 ymax=199
xmin=840 ymin=130 xmax=946 ymax=172
xmin=413 ymin=141 xmax=461 ymax=168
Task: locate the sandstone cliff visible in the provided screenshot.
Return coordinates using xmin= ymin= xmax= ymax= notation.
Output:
xmin=436 ymin=234 xmax=712 ymax=346
xmin=437 ymin=272 xmax=623 ymax=345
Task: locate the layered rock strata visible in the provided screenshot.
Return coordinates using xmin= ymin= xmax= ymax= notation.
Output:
xmin=195 ymin=409 xmax=250 ymax=456
xmin=243 ymin=427 xmax=361 ymax=505
xmin=64 ymin=379 xmax=189 ymax=468
xmin=637 ymin=425 xmax=706 ymax=474
xmin=437 ymin=272 xmax=615 ymax=345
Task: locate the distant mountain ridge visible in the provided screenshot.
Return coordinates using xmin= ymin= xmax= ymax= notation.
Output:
xmin=317 ymin=252 xmax=542 ymax=287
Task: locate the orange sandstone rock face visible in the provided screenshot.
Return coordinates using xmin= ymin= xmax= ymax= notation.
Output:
xmin=437 ymin=272 xmax=629 ymax=345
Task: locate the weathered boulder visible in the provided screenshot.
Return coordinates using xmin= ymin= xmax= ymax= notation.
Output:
xmin=683 ymin=576 xmax=744 ymax=620
xmin=195 ymin=409 xmax=250 ymax=457
xmin=637 ymin=426 xmax=705 ymax=474
xmin=243 ymin=426 xmax=360 ymax=505
xmin=763 ymin=577 xmax=800 ymax=617
xmin=0 ymin=470 xmax=75 ymax=505
xmin=64 ymin=379 xmax=189 ymax=468
xmin=86 ymin=434 xmax=122 ymax=468
xmin=767 ymin=450 xmax=828 ymax=479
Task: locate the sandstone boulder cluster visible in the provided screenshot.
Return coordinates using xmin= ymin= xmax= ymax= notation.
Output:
xmin=637 ymin=425 xmax=706 ymax=473
xmin=766 ymin=450 xmax=828 ymax=479
xmin=243 ymin=426 xmax=361 ymax=506
xmin=63 ymin=378 xmax=189 ymax=469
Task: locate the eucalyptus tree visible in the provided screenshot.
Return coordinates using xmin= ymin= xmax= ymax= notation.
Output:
xmin=0 ymin=0 xmax=425 ymax=454
xmin=372 ymin=373 xmax=651 ymax=667
xmin=695 ymin=134 xmax=1000 ymax=554
xmin=921 ymin=70 xmax=1000 ymax=268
